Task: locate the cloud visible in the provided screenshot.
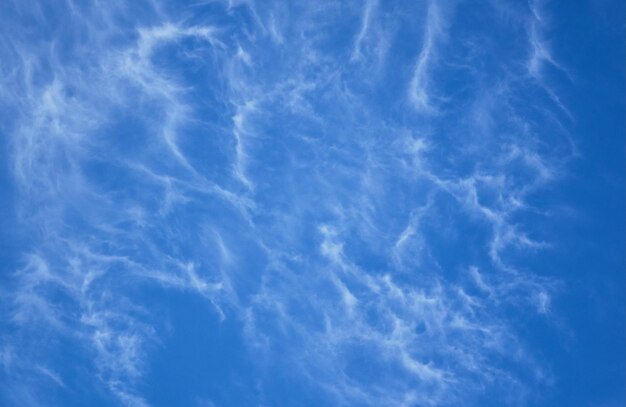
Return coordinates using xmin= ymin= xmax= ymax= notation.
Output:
xmin=0 ymin=0 xmax=577 ymax=405
xmin=408 ymin=1 xmax=449 ymax=114
xmin=526 ymin=1 xmax=570 ymax=81
xmin=351 ymin=0 xmax=378 ymax=61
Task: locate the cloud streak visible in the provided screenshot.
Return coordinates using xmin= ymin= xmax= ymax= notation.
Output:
xmin=0 ymin=0 xmax=582 ymax=406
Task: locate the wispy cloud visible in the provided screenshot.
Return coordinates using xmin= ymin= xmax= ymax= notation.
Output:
xmin=0 ymin=0 xmax=581 ymax=405
xmin=408 ymin=1 xmax=448 ymax=113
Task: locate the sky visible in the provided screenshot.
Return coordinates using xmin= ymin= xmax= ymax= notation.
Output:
xmin=0 ymin=0 xmax=623 ymax=406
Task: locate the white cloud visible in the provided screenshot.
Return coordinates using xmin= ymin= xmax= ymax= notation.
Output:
xmin=1 ymin=0 xmax=574 ymax=405
xmin=408 ymin=1 xmax=447 ymax=113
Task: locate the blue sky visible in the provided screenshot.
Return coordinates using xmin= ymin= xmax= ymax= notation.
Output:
xmin=0 ymin=0 xmax=623 ymax=406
